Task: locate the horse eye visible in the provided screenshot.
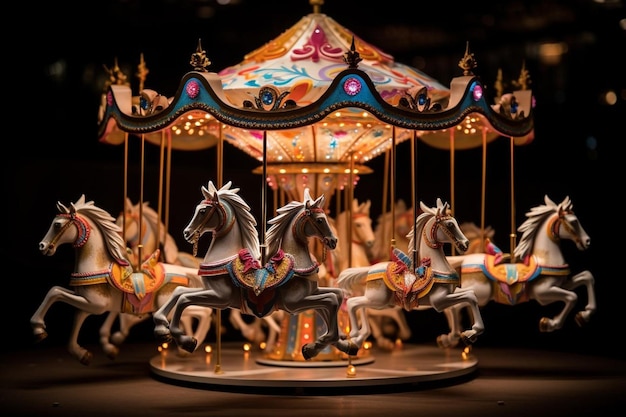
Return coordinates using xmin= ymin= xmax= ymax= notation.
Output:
xmin=54 ymin=221 xmax=63 ymax=230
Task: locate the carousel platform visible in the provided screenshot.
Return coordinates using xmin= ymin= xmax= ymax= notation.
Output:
xmin=148 ymin=342 xmax=478 ymax=392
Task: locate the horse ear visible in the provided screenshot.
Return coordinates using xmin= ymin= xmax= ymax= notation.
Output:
xmin=70 ymin=203 xmax=77 ymax=215
xmin=57 ymin=201 xmax=69 ymax=214
xmin=303 ymin=188 xmax=312 ymax=203
xmin=419 ymin=200 xmax=429 ymax=213
xmin=208 ymin=181 xmax=218 ymax=194
xmin=544 ymin=195 xmax=556 ymax=207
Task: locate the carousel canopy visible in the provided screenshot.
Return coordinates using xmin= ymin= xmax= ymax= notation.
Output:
xmin=96 ymin=1 xmax=534 ymax=193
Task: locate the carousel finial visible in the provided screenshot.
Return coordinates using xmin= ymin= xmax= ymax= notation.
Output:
xmin=103 ymin=57 xmax=129 ymax=91
xmin=136 ymin=53 xmax=149 ymax=92
xmin=190 ymin=38 xmax=211 ymax=72
xmin=512 ymin=60 xmax=532 ymax=91
xmin=343 ymin=36 xmax=362 ymax=69
xmin=458 ymin=41 xmax=477 ymax=76
xmin=310 ymin=0 xmax=324 ymax=14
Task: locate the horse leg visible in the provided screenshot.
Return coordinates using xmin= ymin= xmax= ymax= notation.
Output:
xmin=263 ymin=311 xmax=284 ymax=352
xmin=530 ymin=281 xmax=579 ymax=332
xmin=428 ymin=286 xmax=484 ymax=345
xmin=153 ymin=286 xmax=203 ymax=343
xmin=437 ymin=305 xmax=463 ymax=349
xmin=364 ymin=309 xmax=396 ymax=351
xmin=229 ymin=310 xmax=266 ymax=344
xmin=68 ymin=309 xmax=94 ymax=365
xmin=180 ymin=305 xmax=213 ymax=349
xmin=563 ymin=270 xmax=596 ymax=326
xmin=31 ymin=286 xmax=110 ymax=364
xmin=287 ymin=288 xmax=356 ymax=359
xmin=167 ymin=288 xmax=228 ymax=353
xmin=344 ymin=296 xmax=377 ymax=351
xmin=99 ymin=311 xmax=120 ymax=359
xmin=112 ymin=312 xmax=149 ymax=348
xmin=30 ymin=286 xmax=76 ymax=342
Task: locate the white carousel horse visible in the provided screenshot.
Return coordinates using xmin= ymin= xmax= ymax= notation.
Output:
xmin=439 ymin=195 xmax=595 ymax=348
xmin=32 ymin=195 xmax=213 ymax=365
xmin=331 ymin=198 xmax=413 ymax=351
xmin=337 ymin=198 xmax=485 ymax=351
xmin=152 ymin=181 xmax=357 ymax=359
xmin=117 ymin=198 xmax=278 ymax=348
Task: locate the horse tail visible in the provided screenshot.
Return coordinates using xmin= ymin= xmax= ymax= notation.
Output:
xmin=336 ymin=266 xmax=370 ymax=295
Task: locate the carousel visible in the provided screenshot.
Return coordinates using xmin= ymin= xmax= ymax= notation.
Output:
xmin=32 ymin=0 xmax=595 ymax=392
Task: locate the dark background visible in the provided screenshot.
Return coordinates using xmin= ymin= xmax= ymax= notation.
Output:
xmin=5 ymin=0 xmax=623 ymax=358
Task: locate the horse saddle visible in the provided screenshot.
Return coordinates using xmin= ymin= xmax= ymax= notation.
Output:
xmin=229 ymin=249 xmax=295 ymax=296
xmin=109 ymin=249 xmax=167 ymax=298
xmin=368 ymin=248 xmax=435 ymax=310
xmin=467 ymin=254 xmax=540 ymax=285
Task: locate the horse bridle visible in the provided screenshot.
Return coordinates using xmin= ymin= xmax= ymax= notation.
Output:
xmin=294 ymin=206 xmax=328 ymax=245
xmin=422 ymin=210 xmax=456 ymax=249
xmin=48 ymin=213 xmax=91 ymax=249
xmin=547 ymin=210 xmax=581 ymax=245
xmin=190 ymin=199 xmax=235 ymax=256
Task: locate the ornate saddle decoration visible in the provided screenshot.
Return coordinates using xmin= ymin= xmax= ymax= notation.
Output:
xmin=462 ymin=254 xmax=570 ymax=305
xmin=114 ymin=249 xmax=188 ymax=314
xmin=367 ymin=248 xmax=436 ymax=310
xmin=228 ymin=249 xmax=296 ymax=317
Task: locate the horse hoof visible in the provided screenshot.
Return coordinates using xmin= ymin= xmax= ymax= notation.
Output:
xmin=539 ymin=317 xmax=550 ymax=332
xmin=180 ymin=337 xmax=198 ymax=353
xmin=575 ymin=312 xmax=589 ymax=327
xmin=461 ymin=333 xmax=477 ymax=346
xmin=33 ymin=331 xmax=48 ymax=344
xmin=346 ymin=341 xmax=360 ymax=356
xmin=80 ymin=351 xmax=93 ymax=366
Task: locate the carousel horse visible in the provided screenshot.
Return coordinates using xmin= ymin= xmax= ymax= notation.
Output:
xmin=331 ymin=198 xmax=413 ymax=350
xmin=337 ymin=198 xmax=485 ymax=351
xmin=117 ymin=198 xmax=278 ymax=347
xmin=152 ymin=181 xmax=356 ymax=359
xmin=439 ymin=195 xmax=595 ymax=348
xmin=32 ymin=195 xmax=213 ymax=365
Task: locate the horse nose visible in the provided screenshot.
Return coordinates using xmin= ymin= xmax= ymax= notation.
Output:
xmin=326 ymin=237 xmax=338 ymax=250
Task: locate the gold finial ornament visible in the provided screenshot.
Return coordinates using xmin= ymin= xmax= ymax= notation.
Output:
xmin=310 ymin=0 xmax=324 ymax=14
xmin=190 ymin=38 xmax=211 ymax=72
xmin=343 ymin=36 xmax=362 ymax=69
xmin=136 ymin=53 xmax=149 ymax=92
xmin=512 ymin=60 xmax=531 ymax=91
xmin=103 ymin=57 xmax=129 ymax=90
xmin=458 ymin=41 xmax=477 ymax=76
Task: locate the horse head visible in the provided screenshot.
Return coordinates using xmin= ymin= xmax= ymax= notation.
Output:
xmin=351 ymin=198 xmax=375 ymax=250
xmin=183 ymin=181 xmax=235 ymax=252
xmin=418 ymin=198 xmax=469 ymax=253
xmin=302 ymin=188 xmax=337 ymax=250
xmin=552 ymin=195 xmax=590 ymax=251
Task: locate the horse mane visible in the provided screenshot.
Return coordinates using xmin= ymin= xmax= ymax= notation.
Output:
xmin=64 ymin=195 xmax=129 ymax=263
xmin=265 ymin=189 xmax=323 ymax=257
xmin=208 ymin=181 xmax=261 ymax=260
xmin=514 ymin=195 xmax=572 ymax=260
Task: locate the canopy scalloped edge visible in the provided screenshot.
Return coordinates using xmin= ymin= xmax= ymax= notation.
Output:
xmin=97 ymin=67 xmax=534 ymax=146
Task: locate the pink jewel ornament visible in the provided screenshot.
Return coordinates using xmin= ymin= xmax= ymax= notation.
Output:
xmin=344 ymin=78 xmax=361 ymax=96
xmin=186 ymin=80 xmax=200 ymax=99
